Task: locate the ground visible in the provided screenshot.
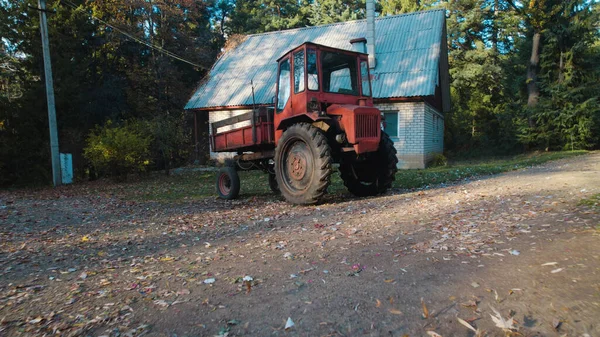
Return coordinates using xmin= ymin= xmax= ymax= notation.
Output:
xmin=1 ymin=153 xmax=599 ymax=337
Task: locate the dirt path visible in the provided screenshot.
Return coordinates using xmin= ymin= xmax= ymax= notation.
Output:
xmin=1 ymin=153 xmax=599 ymax=337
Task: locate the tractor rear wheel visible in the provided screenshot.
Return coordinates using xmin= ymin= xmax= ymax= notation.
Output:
xmin=274 ymin=123 xmax=332 ymax=205
xmin=216 ymin=166 xmax=240 ymax=200
xmin=340 ymin=132 xmax=398 ymax=197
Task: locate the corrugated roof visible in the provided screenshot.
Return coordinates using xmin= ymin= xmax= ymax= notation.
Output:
xmin=185 ymin=9 xmax=447 ymax=110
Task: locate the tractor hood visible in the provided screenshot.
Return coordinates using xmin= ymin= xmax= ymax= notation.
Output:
xmin=327 ymin=104 xmax=381 ymax=154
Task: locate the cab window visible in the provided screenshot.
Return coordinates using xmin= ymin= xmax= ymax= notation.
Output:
xmin=360 ymin=61 xmax=371 ymax=96
xmin=294 ymin=51 xmax=305 ymax=93
xmin=307 ymin=49 xmax=318 ymax=90
xmin=321 ymin=51 xmax=358 ymax=95
xmin=277 ymin=58 xmax=291 ymax=112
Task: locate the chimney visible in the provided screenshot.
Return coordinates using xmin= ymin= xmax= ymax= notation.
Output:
xmin=366 ymin=0 xmax=376 ymax=69
xmin=350 ymin=37 xmax=367 ymax=53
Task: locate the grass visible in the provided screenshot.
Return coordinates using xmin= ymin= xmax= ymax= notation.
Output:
xmin=394 ymin=150 xmax=588 ymax=190
xmin=578 ymin=193 xmax=600 ymax=208
xmin=117 ymin=150 xmax=587 ymax=202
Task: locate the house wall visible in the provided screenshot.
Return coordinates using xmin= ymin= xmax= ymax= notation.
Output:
xmin=375 ymin=101 xmax=444 ymax=169
xmin=208 ymin=109 xmax=253 ymax=162
xmin=208 ymin=101 xmax=445 ymax=168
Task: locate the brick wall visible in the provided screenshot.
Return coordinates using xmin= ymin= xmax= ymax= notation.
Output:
xmin=423 ymin=102 xmax=444 ymax=164
xmin=375 ymin=101 xmax=444 ymax=169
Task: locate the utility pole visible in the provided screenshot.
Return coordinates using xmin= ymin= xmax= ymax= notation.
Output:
xmin=38 ymin=0 xmax=61 ymax=186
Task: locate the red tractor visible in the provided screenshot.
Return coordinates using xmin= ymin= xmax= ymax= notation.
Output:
xmin=212 ymin=42 xmax=398 ymax=204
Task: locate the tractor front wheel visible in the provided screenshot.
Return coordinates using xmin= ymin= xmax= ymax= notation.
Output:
xmin=274 ymin=123 xmax=332 ymax=205
xmin=340 ymin=132 xmax=398 ymax=197
xmin=268 ymin=173 xmax=280 ymax=194
xmin=216 ymin=166 xmax=240 ymax=200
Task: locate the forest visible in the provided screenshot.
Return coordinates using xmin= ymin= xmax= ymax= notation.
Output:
xmin=1 ymin=0 xmax=599 ymax=186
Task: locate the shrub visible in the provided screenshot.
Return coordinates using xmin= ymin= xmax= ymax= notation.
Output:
xmin=137 ymin=116 xmax=191 ymax=175
xmin=430 ymin=153 xmax=448 ymax=167
xmin=84 ymin=120 xmax=152 ymax=180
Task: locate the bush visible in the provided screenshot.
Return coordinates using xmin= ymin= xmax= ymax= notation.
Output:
xmin=430 ymin=153 xmax=448 ymax=167
xmin=84 ymin=120 xmax=152 ymax=180
xmin=140 ymin=116 xmax=191 ymax=174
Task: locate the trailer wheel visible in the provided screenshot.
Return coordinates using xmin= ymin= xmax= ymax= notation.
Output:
xmin=275 ymin=123 xmax=332 ymax=204
xmin=268 ymin=173 xmax=280 ymax=194
xmin=216 ymin=167 xmax=240 ymax=200
xmin=340 ymin=132 xmax=398 ymax=197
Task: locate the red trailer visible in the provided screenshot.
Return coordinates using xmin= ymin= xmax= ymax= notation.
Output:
xmin=213 ymin=42 xmax=398 ymax=204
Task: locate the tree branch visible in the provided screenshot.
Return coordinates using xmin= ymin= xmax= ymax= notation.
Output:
xmin=505 ymin=0 xmax=522 ymax=14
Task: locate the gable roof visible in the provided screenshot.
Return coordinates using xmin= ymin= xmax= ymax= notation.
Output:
xmin=185 ymin=9 xmax=449 ymax=111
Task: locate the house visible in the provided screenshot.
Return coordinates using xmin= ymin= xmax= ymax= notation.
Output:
xmin=185 ymin=9 xmax=449 ymax=169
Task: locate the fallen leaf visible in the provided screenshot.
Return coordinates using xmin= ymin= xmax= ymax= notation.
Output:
xmin=153 ymin=300 xmax=169 ymax=307
xmin=388 ymin=309 xmax=403 ymax=315
xmin=551 ymin=268 xmax=564 ymax=273
xmin=541 ymin=262 xmax=558 ymax=266
xmin=426 ymin=331 xmax=442 ymax=337
xmin=375 ymin=299 xmax=381 ymax=308
xmin=285 ymin=317 xmax=294 ymax=330
xmin=421 ymin=297 xmax=429 ymax=319
xmin=457 ymin=317 xmax=477 ymax=333
xmin=552 ymin=317 xmax=561 ymax=330
xmin=489 ymin=306 xmax=516 ymax=331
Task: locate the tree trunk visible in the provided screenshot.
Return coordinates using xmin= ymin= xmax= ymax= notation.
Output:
xmin=526 ymin=31 xmax=541 ymax=128
xmin=558 ymin=51 xmax=564 ymax=83
xmin=527 ymin=31 xmax=541 ymax=109
xmin=492 ymin=0 xmax=499 ymax=53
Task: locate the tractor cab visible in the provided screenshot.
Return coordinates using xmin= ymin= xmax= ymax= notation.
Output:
xmin=274 ymin=42 xmax=381 ymax=154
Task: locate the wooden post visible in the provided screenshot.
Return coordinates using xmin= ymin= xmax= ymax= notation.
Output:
xmin=194 ymin=110 xmax=199 ymax=161
xmin=38 ymin=0 xmax=61 ymax=186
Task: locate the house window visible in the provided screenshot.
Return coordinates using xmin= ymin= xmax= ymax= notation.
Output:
xmin=383 ymin=111 xmax=398 ymax=138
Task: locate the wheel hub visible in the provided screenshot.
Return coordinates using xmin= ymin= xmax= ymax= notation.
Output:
xmin=288 ymin=152 xmax=307 ymax=180
xmin=219 ymin=174 xmax=231 ymax=193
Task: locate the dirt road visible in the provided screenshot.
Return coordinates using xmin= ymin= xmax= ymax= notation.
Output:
xmin=1 ymin=153 xmax=599 ymax=337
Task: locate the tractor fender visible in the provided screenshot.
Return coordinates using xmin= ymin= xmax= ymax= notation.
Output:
xmin=276 ymin=113 xmax=332 ymax=131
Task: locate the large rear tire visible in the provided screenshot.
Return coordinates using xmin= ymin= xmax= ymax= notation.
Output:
xmin=340 ymin=132 xmax=398 ymax=197
xmin=216 ymin=166 xmax=240 ymax=200
xmin=274 ymin=123 xmax=332 ymax=205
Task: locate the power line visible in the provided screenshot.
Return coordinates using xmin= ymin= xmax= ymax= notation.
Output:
xmin=60 ymin=0 xmax=207 ymax=69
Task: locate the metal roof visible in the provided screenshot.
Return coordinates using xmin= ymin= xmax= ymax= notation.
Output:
xmin=185 ymin=9 xmax=448 ymax=110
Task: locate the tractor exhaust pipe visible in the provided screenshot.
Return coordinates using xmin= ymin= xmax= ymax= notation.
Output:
xmin=366 ymin=0 xmax=376 ymax=69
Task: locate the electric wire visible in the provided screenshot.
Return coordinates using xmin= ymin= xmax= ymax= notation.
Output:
xmin=60 ymin=0 xmax=206 ymax=69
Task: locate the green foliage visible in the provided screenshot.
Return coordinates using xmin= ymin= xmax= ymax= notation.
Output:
xmin=578 ymin=193 xmax=600 ymax=208
xmin=134 ymin=116 xmax=192 ymax=174
xmin=514 ymin=0 xmax=600 ymax=150
xmin=430 ymin=153 xmax=448 ymax=167
xmin=84 ymin=121 xmax=152 ymax=180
